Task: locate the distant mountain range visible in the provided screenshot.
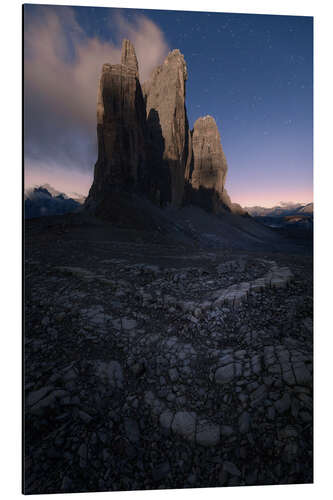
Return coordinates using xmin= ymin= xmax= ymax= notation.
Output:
xmin=244 ymin=202 xmax=313 ymax=236
xmin=244 ymin=202 xmax=313 ymax=217
xmin=24 ymin=184 xmax=86 ymax=219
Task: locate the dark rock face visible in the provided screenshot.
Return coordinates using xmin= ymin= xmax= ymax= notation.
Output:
xmin=85 ymin=40 xmax=147 ymax=209
xmin=144 ymin=50 xmax=190 ymax=207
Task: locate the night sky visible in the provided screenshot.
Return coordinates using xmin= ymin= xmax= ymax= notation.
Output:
xmin=24 ymin=5 xmax=313 ymax=207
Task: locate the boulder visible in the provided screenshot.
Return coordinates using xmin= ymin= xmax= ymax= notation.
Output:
xmin=171 ymin=410 xmax=196 ymax=442
xmin=196 ymin=419 xmax=220 ymax=447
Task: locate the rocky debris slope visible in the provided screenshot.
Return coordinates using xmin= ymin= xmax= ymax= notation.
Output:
xmin=85 ymin=40 xmax=147 ymax=208
xmin=144 ymin=50 xmax=190 ymax=207
xmin=24 ymin=217 xmax=313 ymax=493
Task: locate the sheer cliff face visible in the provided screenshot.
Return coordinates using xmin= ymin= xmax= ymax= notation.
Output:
xmin=144 ymin=50 xmax=190 ymax=207
xmin=86 ymin=40 xmax=147 ymax=205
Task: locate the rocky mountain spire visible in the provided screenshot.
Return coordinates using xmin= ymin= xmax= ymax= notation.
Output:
xmin=85 ymin=40 xmax=147 ymax=210
xmin=144 ymin=49 xmax=190 ymax=207
xmin=85 ymin=40 xmax=241 ymax=217
xmin=121 ymin=39 xmax=139 ymax=77
xmin=187 ymin=115 xmax=231 ymax=213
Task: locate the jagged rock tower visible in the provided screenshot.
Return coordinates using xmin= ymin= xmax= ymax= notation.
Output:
xmin=85 ymin=40 xmax=147 ymax=209
xmin=143 ymin=49 xmax=191 ymax=207
xmin=186 ymin=115 xmax=232 ymax=213
xmin=191 ymin=116 xmax=228 ymax=193
xmin=85 ymin=39 xmax=242 ymax=217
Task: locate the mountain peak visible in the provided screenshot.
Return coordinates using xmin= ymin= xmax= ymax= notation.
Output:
xmin=85 ymin=39 xmax=241 ymax=215
xmin=121 ymin=39 xmax=139 ymax=76
xmin=24 ymin=184 xmax=84 ymax=219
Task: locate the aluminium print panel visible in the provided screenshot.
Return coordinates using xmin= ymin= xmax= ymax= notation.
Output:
xmin=23 ymin=3 xmax=313 ymax=494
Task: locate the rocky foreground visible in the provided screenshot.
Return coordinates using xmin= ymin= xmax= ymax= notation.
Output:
xmin=24 ymin=211 xmax=313 ymax=493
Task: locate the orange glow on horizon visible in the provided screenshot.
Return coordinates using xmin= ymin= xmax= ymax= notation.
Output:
xmin=227 ymin=184 xmax=313 ymax=208
xmin=24 ymin=164 xmax=93 ymax=197
xmin=25 ymin=164 xmax=313 ymax=209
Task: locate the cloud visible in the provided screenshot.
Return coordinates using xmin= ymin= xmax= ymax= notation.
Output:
xmin=113 ymin=13 xmax=170 ymax=82
xmin=24 ymin=5 xmax=169 ymax=179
